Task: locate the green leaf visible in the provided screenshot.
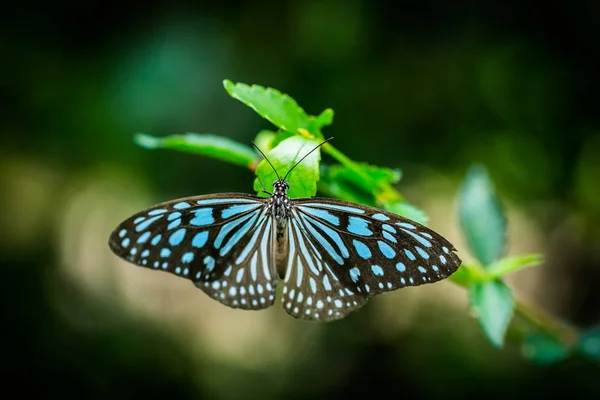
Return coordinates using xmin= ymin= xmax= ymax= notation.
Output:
xmin=252 ymin=130 xmax=278 ymax=153
xmin=577 ymin=325 xmax=600 ymax=362
xmin=134 ymin=133 xmax=257 ymax=168
xmin=523 ymin=332 xmax=569 ymax=365
xmin=384 ymin=201 xmax=428 ymax=226
xmin=223 ymin=80 xmax=313 ymax=136
xmin=253 ymin=136 xmax=321 ymax=198
xmin=486 ymin=254 xmax=544 ymax=279
xmin=322 ymin=163 xmax=401 ymax=196
xmin=448 ymin=264 xmax=485 ymax=286
xmin=469 ymin=280 xmax=514 ymax=347
xmin=318 ymin=162 xmax=403 ymax=212
xmin=318 ymin=166 xmax=377 ymax=206
xmin=308 ymin=108 xmax=334 ymax=133
xmin=459 ymin=164 xmax=507 ymax=266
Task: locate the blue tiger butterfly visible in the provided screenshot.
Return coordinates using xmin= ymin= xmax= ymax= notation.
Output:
xmin=109 ymin=138 xmax=461 ymax=321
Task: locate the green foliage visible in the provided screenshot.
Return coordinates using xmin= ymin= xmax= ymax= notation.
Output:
xmin=252 ymin=136 xmax=321 ymax=198
xmin=469 ymin=281 xmax=514 ymax=347
xmin=578 ymin=326 xmax=600 ymax=362
xmin=485 ymin=254 xmax=544 ymax=279
xmin=223 ymin=80 xmax=318 ymax=138
xmin=459 ymin=164 xmax=507 ymax=267
xmin=132 ymin=79 xmax=575 ymax=365
xmin=384 ymin=201 xmax=428 ymax=226
xmin=522 ymin=333 xmax=569 ymax=365
xmin=134 ymin=133 xmax=258 ymax=168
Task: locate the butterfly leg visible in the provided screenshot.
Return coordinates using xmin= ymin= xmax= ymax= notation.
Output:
xmin=256 ymin=175 xmax=273 ymax=196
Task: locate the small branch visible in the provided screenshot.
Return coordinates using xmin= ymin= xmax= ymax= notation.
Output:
xmin=514 ymin=298 xmax=579 ymax=348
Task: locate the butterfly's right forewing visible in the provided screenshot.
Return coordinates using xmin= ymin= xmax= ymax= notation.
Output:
xmin=108 ymin=193 xmax=278 ymax=310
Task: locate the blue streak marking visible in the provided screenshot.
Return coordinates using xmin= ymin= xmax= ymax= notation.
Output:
xmin=175 ymin=266 xmax=181 ymax=274
xmin=432 ymin=265 xmax=439 ymax=271
xmin=136 ymin=215 xmax=162 ymax=232
xmin=418 ymin=266 xmax=427 ymax=274
xmin=400 ymin=228 xmax=433 ymax=248
xmin=404 ymin=249 xmax=416 ymax=260
xmin=183 ymin=268 xmax=189 ymax=275
xmin=291 ymin=223 xmax=320 ymax=276
xmin=377 ymin=241 xmax=396 ymax=259
xmin=323 ymin=275 xmax=332 ymax=291
xmin=371 ymin=265 xmax=384 ymax=276
xmin=133 ymin=216 xmax=145 ymax=224
xmin=397 ymin=222 xmax=416 ymax=230
xmin=137 ymin=231 xmax=151 ymax=244
xmin=160 ymin=248 xmax=171 ymax=258
xmin=181 ymin=252 xmax=194 ymax=263
xmin=190 ymin=208 xmax=214 ymax=226
xmin=299 ymin=216 xmax=344 ymax=264
xmin=309 ymin=278 xmax=317 ymax=293
xmin=204 ymin=256 xmax=215 ymax=271
xmin=192 ymin=231 xmax=209 ymax=248
xmin=305 ymin=202 xmax=365 ymax=214
xmin=352 ymin=239 xmax=371 ymax=259
xmin=141 ymin=249 xmax=150 ymax=257
xmin=167 ymin=219 xmax=181 ymax=230
xmin=221 ymin=203 xmax=260 ymax=219
xmin=169 ymin=228 xmax=186 ymax=246
xmin=235 ymin=214 xmax=267 ymax=264
xmin=415 ymin=246 xmax=429 ymax=259
xmin=148 ymin=209 xmax=167 ymax=216
xmin=167 ymin=211 xmax=181 ymax=221
xmin=347 ymin=217 xmax=373 ymax=236
xmin=151 ymin=234 xmax=162 ymax=246
xmin=215 ymin=211 xmax=256 ymax=247
xmin=168 ymin=212 xmax=182 ymax=221
xmin=197 ymin=198 xmax=256 ymax=205
xmin=301 ymin=214 xmax=349 ymax=259
xmin=396 ymin=262 xmax=406 ymax=272
xmin=220 ymin=211 xmax=260 ymax=256
xmin=173 ymin=202 xmax=191 ymax=209
xmin=349 ymin=267 xmax=360 ymax=283
xmin=372 ymin=213 xmax=389 ymax=221
xmin=383 ymin=231 xmax=397 ymax=243
xmin=121 ymin=238 xmax=130 ymax=248
xmin=440 ymin=255 xmax=447 ymax=264
xmin=382 ymin=224 xmax=396 ymax=233
xmin=298 ymin=206 xmax=340 ymax=226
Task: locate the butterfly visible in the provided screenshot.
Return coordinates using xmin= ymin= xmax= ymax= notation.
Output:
xmin=108 ymin=138 xmax=461 ymax=322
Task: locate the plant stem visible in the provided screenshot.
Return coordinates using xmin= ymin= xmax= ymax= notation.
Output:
xmin=514 ymin=298 xmax=579 ymax=347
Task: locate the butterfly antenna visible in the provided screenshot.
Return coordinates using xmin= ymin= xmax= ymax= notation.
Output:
xmin=252 ymin=142 xmax=281 ymax=180
xmin=283 ymin=137 xmax=333 ymax=181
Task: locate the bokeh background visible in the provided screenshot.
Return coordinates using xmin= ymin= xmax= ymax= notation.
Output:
xmin=2 ymin=1 xmax=599 ymax=398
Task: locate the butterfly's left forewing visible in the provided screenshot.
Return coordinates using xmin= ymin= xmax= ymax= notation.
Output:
xmin=281 ymin=198 xmax=462 ymax=321
xmin=108 ymin=193 xmax=279 ymax=310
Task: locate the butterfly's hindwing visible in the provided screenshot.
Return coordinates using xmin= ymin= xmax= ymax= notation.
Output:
xmin=280 ymin=217 xmax=368 ymax=321
xmin=108 ymin=193 xmax=278 ymax=310
xmin=279 ymin=197 xmax=461 ymax=321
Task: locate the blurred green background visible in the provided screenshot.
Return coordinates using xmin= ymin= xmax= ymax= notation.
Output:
xmin=2 ymin=1 xmax=599 ymax=398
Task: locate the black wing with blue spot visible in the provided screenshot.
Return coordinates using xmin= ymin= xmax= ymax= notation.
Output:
xmin=108 ymin=193 xmax=279 ymax=310
xmin=280 ymin=197 xmax=461 ymax=322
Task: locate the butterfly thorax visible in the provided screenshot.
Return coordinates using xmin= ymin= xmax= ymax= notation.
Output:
xmin=269 ymin=179 xmax=291 ymax=228
xmin=269 ymin=179 xmax=292 ymax=278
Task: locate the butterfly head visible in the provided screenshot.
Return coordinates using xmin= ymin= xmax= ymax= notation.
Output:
xmin=273 ymin=179 xmax=290 ymax=196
